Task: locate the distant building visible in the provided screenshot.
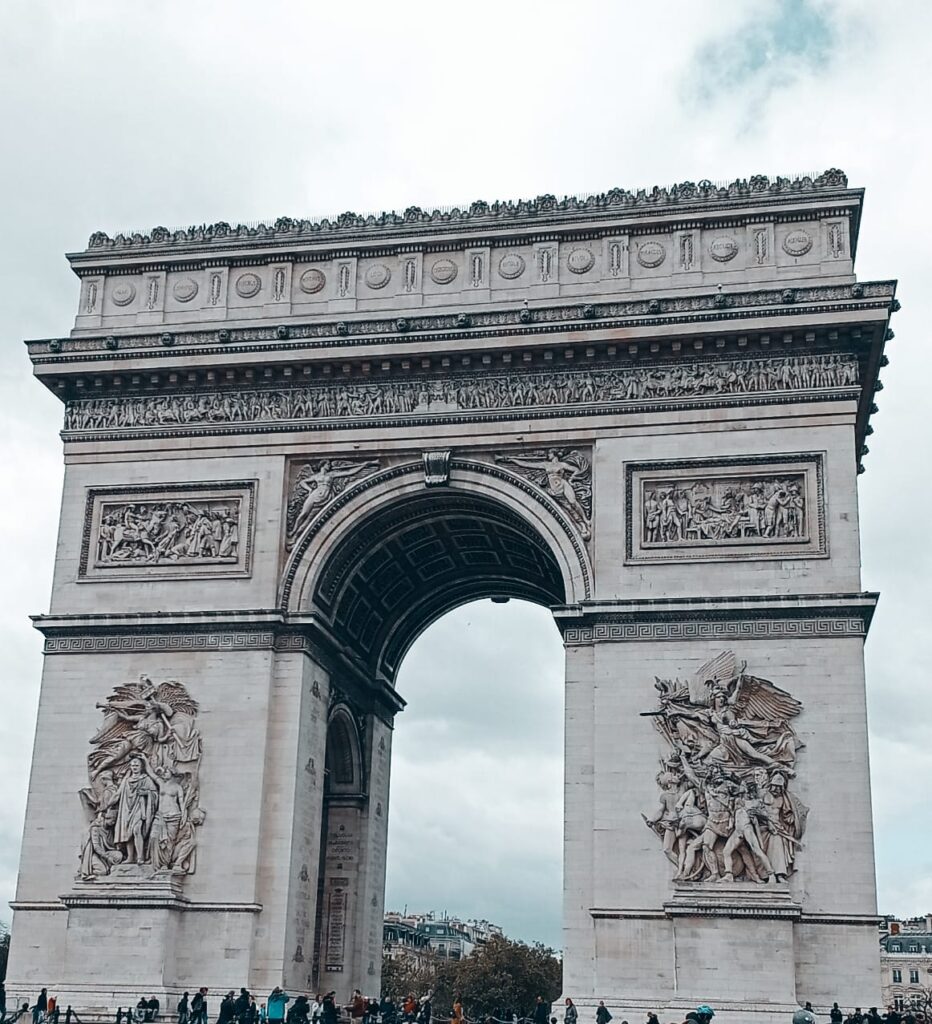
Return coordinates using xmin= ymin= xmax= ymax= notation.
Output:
xmin=383 ymin=911 xmax=504 ymax=962
xmin=879 ymin=916 xmax=932 ymax=1011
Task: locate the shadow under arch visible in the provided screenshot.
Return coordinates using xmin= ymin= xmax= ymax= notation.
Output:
xmin=325 ymin=704 xmax=365 ymax=798
xmin=282 ymin=458 xmax=591 ymax=685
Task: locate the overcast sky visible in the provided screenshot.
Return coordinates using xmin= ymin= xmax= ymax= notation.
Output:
xmin=1 ymin=0 xmax=931 ymax=951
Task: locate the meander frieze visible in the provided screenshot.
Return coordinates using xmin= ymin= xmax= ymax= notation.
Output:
xmin=560 ymin=617 xmax=866 ymax=644
xmin=62 ymin=353 xmax=859 ymax=438
xmin=81 ymin=170 xmax=851 ymax=253
xmin=642 ymin=651 xmax=808 ymax=886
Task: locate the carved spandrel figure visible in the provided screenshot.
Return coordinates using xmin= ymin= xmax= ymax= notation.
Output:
xmin=496 ymin=449 xmax=593 ymax=540
xmin=286 ymin=459 xmax=380 ymax=548
xmin=642 ymin=651 xmax=808 ymax=885
xmin=78 ymin=675 xmax=205 ymax=880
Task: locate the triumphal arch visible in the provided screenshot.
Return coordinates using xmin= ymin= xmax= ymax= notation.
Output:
xmin=8 ymin=170 xmax=895 ymax=1021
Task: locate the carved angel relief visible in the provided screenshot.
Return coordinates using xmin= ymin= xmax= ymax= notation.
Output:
xmin=77 ymin=676 xmax=204 ymax=881
xmin=285 ymin=459 xmax=380 ymax=549
xmin=642 ymin=651 xmax=808 ymax=885
xmin=495 ymin=449 xmax=592 ymax=540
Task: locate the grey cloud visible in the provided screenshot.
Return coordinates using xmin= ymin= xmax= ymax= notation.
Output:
xmin=1 ymin=0 xmax=931 ymax=939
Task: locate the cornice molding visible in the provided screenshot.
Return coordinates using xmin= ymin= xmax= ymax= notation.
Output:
xmin=28 ymin=281 xmax=896 ymax=362
xmin=554 ymin=592 xmax=878 ymax=644
xmin=72 ymin=170 xmax=855 ymax=263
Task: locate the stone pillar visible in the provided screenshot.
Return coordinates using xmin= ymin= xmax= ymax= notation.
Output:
xmin=557 ymin=607 xmax=882 ymax=1024
xmin=315 ymin=709 xmax=393 ymax=1001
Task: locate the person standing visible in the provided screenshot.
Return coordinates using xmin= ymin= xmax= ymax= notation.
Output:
xmin=177 ymin=994 xmax=190 ymax=1024
xmin=149 ymin=997 xmax=161 ymax=1022
xmin=450 ymin=997 xmax=464 ymax=1024
xmin=192 ymin=989 xmax=209 ymax=1024
xmin=218 ymin=994 xmax=236 ymax=1024
xmin=534 ymin=999 xmax=549 ymax=1024
xmin=234 ymin=992 xmax=251 ymax=1024
xmin=34 ymin=989 xmax=49 ymax=1024
xmin=267 ymin=990 xmax=289 ymax=1024
xmin=831 ymin=1006 xmax=843 ymax=1024
xmin=564 ymin=1001 xmax=577 ymax=1024
xmin=596 ymin=1004 xmax=612 ymax=1024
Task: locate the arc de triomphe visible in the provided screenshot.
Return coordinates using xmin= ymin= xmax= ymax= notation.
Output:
xmin=8 ymin=170 xmax=894 ymax=1022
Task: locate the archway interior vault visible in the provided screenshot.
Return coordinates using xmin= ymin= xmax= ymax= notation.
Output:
xmin=312 ymin=490 xmax=567 ymax=684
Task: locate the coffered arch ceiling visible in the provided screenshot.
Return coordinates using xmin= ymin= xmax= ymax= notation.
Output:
xmin=311 ymin=491 xmax=566 ymax=684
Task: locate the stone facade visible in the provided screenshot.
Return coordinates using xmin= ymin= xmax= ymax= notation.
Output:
xmin=8 ymin=170 xmax=895 ymax=1023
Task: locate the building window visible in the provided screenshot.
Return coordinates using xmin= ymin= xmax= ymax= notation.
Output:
xmin=909 ymin=945 xmax=919 ymax=952
xmin=892 ymin=944 xmax=902 ymax=952
xmin=893 ymin=970 xmax=902 ymax=983
xmin=895 ymin=999 xmax=904 ymax=1012
xmin=910 ymin=970 xmax=920 ymax=984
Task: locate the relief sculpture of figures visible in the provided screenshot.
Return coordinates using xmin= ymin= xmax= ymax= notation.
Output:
xmin=96 ymin=498 xmax=240 ymax=566
xmin=642 ymin=651 xmax=808 ymax=885
xmin=495 ymin=449 xmax=592 ymax=540
xmin=77 ymin=675 xmax=205 ymax=880
xmin=64 ymin=353 xmax=858 ymax=433
xmin=285 ymin=458 xmax=380 ymax=548
xmin=642 ymin=474 xmax=806 ymax=546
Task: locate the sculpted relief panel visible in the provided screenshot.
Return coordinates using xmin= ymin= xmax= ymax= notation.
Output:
xmin=78 ymin=676 xmax=205 ymax=881
xmin=626 ymin=455 xmax=825 ymax=563
xmin=495 ymin=449 xmax=592 ymax=541
xmin=285 ymin=458 xmax=380 ymax=549
xmin=63 ymin=353 xmax=859 ymax=436
xmin=80 ymin=482 xmax=256 ymax=580
xmin=642 ymin=651 xmax=807 ymax=885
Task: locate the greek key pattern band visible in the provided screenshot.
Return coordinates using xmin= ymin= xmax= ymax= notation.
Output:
xmin=43 ymin=632 xmax=277 ymax=654
xmin=561 ymin=617 xmax=866 ymax=645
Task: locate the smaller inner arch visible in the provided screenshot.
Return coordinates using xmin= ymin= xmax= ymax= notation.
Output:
xmin=312 ymin=490 xmax=567 ymax=683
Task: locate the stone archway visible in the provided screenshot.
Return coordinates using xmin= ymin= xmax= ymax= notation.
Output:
xmin=288 ymin=467 xmax=584 ymax=996
xmin=9 ymin=171 xmax=893 ymax=1024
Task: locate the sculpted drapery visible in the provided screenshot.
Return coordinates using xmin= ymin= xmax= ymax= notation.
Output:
xmin=643 ymin=651 xmax=808 ymax=885
xmin=78 ymin=675 xmax=205 ymax=880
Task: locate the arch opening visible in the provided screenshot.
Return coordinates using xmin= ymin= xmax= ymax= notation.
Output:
xmin=386 ymin=597 xmax=565 ymax=949
xmin=310 ymin=488 xmax=569 ymax=684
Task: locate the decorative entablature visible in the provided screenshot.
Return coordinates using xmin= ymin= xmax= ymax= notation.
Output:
xmin=551 ymin=592 xmax=879 ymax=645
xmin=28 ymin=280 xmax=897 ymax=465
xmin=74 ymin=169 xmax=856 ymax=259
xmin=27 ymin=173 xmax=898 ymax=463
xmin=62 ymin=172 xmax=865 ymax=339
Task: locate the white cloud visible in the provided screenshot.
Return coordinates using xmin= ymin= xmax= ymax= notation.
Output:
xmin=1 ymin=0 xmax=930 ymax=942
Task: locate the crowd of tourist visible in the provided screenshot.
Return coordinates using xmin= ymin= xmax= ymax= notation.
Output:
xmin=1 ymin=986 xmax=928 ymax=1024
